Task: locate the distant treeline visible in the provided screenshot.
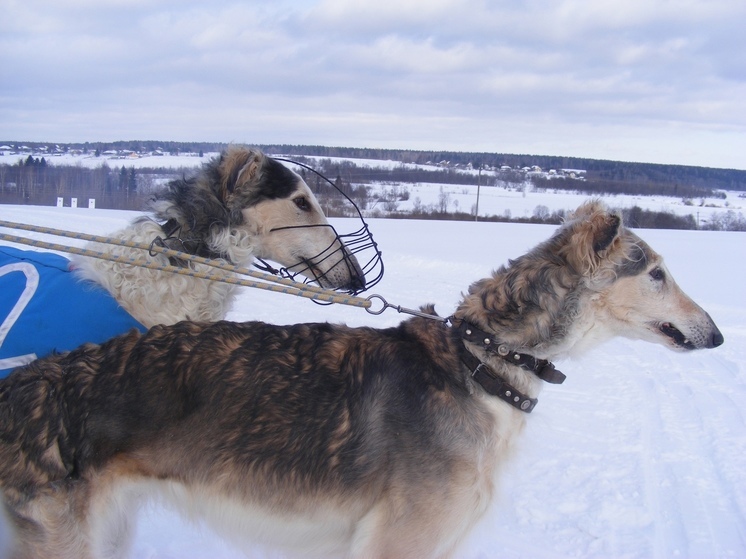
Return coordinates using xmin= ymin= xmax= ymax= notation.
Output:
xmin=4 ymin=140 xmax=746 ymax=192
xmin=0 ymin=156 xmax=150 ymax=209
xmin=297 ymin=157 xmax=723 ymax=200
xmin=259 ymin=144 xmax=746 ymax=192
xmin=382 ymin=205 xmax=745 ymax=232
xmin=1 ymin=142 xmax=745 ymax=231
xmin=295 ymin=158 xmax=486 ymax=187
xmin=1 ymin=157 xmax=744 ymax=231
xmin=532 ymin=176 xmax=723 ymax=200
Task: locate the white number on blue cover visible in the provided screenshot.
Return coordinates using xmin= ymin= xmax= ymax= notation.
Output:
xmin=0 ymin=262 xmax=40 ymax=370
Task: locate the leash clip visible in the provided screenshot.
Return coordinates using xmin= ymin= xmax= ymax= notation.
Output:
xmin=365 ymin=295 xmax=449 ymax=323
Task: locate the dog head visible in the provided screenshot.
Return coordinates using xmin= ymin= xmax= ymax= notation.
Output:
xmin=151 ymin=146 xmax=364 ymax=292
xmin=562 ymin=200 xmax=724 ymax=352
xmin=457 ymin=200 xmax=723 ymax=357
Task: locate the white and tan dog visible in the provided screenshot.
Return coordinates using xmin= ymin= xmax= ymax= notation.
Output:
xmin=0 ymin=201 xmax=722 ymax=559
xmin=74 ymin=146 xmax=365 ymax=327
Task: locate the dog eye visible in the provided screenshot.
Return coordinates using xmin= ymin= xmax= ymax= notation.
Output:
xmin=649 ymin=267 xmax=665 ymax=281
xmin=293 ymin=196 xmax=311 ymax=212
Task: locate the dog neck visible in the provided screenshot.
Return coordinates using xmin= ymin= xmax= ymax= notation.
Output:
xmin=154 ymin=218 xmax=228 ymax=265
xmin=451 ymin=318 xmax=565 ymax=413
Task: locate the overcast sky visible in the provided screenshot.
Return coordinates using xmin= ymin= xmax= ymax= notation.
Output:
xmin=2 ymin=0 xmax=745 ymax=169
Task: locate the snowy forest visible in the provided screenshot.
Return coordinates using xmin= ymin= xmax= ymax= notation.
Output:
xmin=1 ymin=142 xmax=745 ymax=230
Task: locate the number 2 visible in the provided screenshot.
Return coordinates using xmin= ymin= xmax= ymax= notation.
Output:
xmin=0 ymin=262 xmax=40 ymax=370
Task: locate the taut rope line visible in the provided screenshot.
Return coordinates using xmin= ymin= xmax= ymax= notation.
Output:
xmin=0 ymin=220 xmax=372 ymax=309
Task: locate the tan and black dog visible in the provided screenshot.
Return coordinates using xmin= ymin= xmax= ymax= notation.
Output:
xmin=0 ymin=201 xmax=722 ymax=559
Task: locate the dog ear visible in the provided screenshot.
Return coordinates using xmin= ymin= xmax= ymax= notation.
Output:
xmin=565 ymin=201 xmax=622 ymax=275
xmin=592 ymin=213 xmax=621 ymax=253
xmin=219 ymin=147 xmax=265 ymax=199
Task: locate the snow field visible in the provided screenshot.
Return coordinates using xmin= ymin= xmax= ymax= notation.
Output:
xmin=0 ymin=204 xmax=743 ymax=559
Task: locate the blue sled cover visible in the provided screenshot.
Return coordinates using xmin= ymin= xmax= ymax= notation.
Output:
xmin=0 ymin=245 xmax=146 ymax=377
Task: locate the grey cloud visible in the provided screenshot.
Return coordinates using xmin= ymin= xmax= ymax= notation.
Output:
xmin=0 ymin=0 xmax=744 ymax=169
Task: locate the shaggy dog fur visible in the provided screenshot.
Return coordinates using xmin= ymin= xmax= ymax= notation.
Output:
xmin=73 ymin=146 xmax=364 ymax=327
xmin=0 ymin=201 xmax=723 ymax=559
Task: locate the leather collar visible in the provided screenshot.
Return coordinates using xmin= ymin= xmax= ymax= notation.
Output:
xmin=458 ymin=346 xmax=538 ymax=413
xmin=452 ymin=319 xmax=566 ymax=384
xmin=450 ymin=318 xmax=566 ymax=413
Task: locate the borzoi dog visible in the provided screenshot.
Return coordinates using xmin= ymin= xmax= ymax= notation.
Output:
xmin=73 ymin=146 xmax=365 ymax=327
xmin=0 ymin=201 xmax=722 ymax=559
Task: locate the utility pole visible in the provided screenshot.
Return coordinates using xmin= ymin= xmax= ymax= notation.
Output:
xmin=475 ymin=165 xmax=481 ymax=221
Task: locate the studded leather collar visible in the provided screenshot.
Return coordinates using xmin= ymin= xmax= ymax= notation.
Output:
xmin=450 ymin=318 xmax=566 ymax=413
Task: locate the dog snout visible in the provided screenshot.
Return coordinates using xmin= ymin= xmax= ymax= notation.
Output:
xmin=313 ymin=246 xmax=366 ymax=292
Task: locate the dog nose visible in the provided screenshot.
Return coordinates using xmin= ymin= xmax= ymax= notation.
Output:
xmin=349 ymin=273 xmax=366 ymax=292
xmin=345 ymin=262 xmax=366 ymax=292
xmin=343 ymin=252 xmax=366 ymax=293
xmin=710 ymin=329 xmax=724 ymax=348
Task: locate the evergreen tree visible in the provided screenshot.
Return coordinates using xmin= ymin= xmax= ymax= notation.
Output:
xmin=128 ymin=168 xmax=137 ymax=194
xmin=119 ymin=166 xmax=128 ymax=192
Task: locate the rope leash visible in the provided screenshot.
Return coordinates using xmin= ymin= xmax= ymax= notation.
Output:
xmin=0 ymin=219 xmax=360 ymax=299
xmin=0 ymin=220 xmax=439 ymax=318
xmin=0 ymin=220 xmax=372 ymax=309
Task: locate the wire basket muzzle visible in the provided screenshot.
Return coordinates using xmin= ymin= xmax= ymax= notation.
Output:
xmin=255 ymin=158 xmax=384 ymax=296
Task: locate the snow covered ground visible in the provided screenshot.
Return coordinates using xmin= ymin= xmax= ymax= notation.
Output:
xmin=0 ymin=203 xmax=744 ymax=559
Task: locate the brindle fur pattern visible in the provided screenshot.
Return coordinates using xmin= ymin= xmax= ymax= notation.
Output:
xmin=0 ymin=201 xmax=723 ymax=559
xmin=1 ymin=319 xmax=487 ymax=558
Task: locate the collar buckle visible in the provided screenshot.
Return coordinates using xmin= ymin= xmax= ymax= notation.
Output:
xmin=453 ymin=318 xmax=565 ymax=385
xmin=460 ymin=344 xmax=538 ymax=414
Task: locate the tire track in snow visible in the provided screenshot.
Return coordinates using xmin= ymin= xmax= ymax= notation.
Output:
xmin=634 ymin=347 xmax=746 ymax=559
